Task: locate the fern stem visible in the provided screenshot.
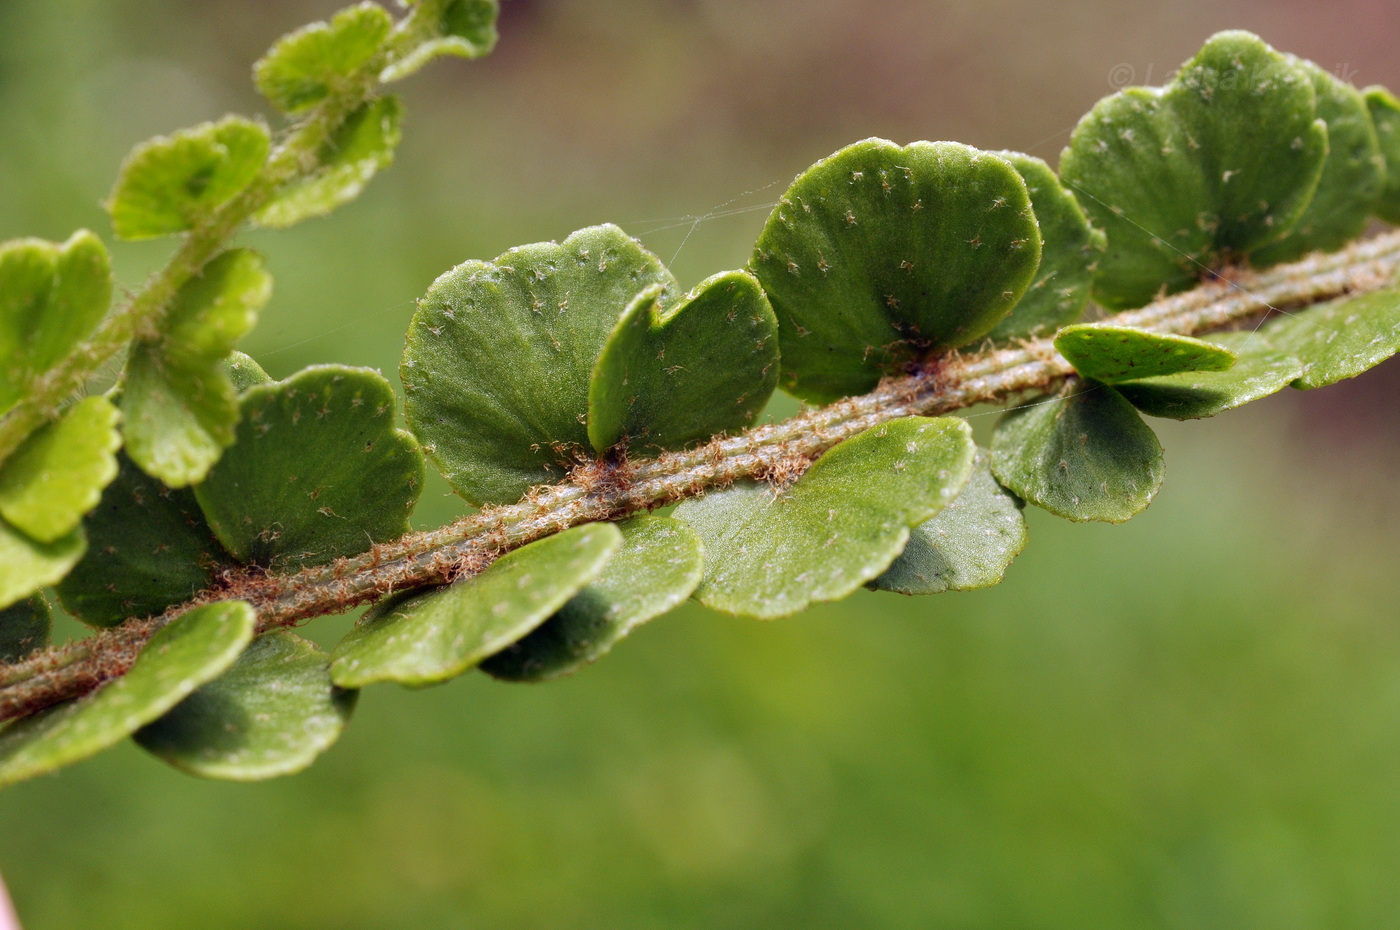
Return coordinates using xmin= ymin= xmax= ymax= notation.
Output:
xmin=3 ymin=229 xmax=1399 ymax=721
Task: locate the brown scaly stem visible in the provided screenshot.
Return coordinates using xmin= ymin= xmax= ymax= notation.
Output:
xmin=2 ymin=228 xmax=1399 ymax=721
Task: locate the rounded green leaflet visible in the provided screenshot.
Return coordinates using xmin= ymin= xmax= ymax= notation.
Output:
xmin=1114 ymin=331 xmax=1305 ymax=420
xmin=0 ymin=231 xmax=111 ymax=414
xmin=673 ymin=416 xmax=976 ymax=619
xmin=135 ymin=632 xmax=357 ymax=781
xmin=380 ymin=0 xmax=500 ymax=82
xmin=55 ymin=454 xmax=232 ymax=628
xmin=1262 ymin=287 xmax=1400 ymax=389
xmin=402 ymin=224 xmax=677 ymax=506
xmin=1161 ymin=36 xmax=1327 ymax=255
xmin=257 ymin=96 xmax=403 ymax=229
xmin=1060 ymin=31 xmax=1328 ymax=309
xmin=0 ymin=522 xmax=83 ymax=612
xmin=106 ymin=116 xmax=271 ymax=240
xmin=1252 ymin=59 xmax=1385 ymax=267
xmin=330 ymin=522 xmax=623 ymax=688
xmin=194 ymin=366 xmax=425 ymax=568
xmin=0 ymin=600 xmax=255 ymax=789
xmin=870 ymin=450 xmax=1028 ymax=595
xmin=223 ymin=350 xmax=274 ymax=393
xmin=0 ymin=396 xmax=121 ymax=544
xmin=986 ymin=152 xmax=1106 ymax=342
xmin=751 ymin=139 xmax=1042 ymax=403
xmin=123 ymin=249 xmax=271 ymax=488
xmin=991 ymin=381 xmax=1165 ymax=524
xmin=253 ymin=2 xmax=392 ymax=114
xmin=481 ymin=516 xmax=704 ymax=682
xmin=0 ymin=595 xmax=51 ymax=663
xmin=1364 ymin=87 xmax=1400 ymax=224
xmin=587 ymin=270 xmax=779 ymax=453
xmin=1053 ymin=324 xmax=1237 ymax=384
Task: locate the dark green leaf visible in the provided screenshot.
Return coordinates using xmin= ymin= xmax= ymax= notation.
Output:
xmin=123 ymin=249 xmax=271 ymax=487
xmin=195 ymin=366 xmax=425 ymax=568
xmin=135 ymin=632 xmax=356 ymax=781
xmin=1263 ymin=287 xmax=1400 ymax=389
xmin=381 ymin=0 xmax=500 ymax=82
xmin=1054 ymin=324 xmax=1237 ymax=383
xmin=0 ymin=600 xmax=255 ymax=788
xmin=107 ymin=117 xmax=270 ymax=240
xmin=987 ymin=152 xmax=1105 ymax=341
xmin=0 ymin=522 xmax=84 ymax=612
xmin=0 ymin=595 xmax=51 ymax=663
xmin=0 ymin=231 xmax=112 ymax=414
xmin=253 ymin=2 xmax=392 ymax=114
xmin=870 ymin=450 xmax=1027 ymax=595
xmin=1060 ymin=32 xmax=1327 ymax=309
xmin=1365 ymin=86 xmax=1400 ymax=225
xmin=481 ymin=516 xmax=703 ymax=682
xmin=330 ymin=522 xmax=623 ymax=688
xmin=587 ymin=270 xmax=779 ymax=453
xmin=674 ymin=416 xmax=976 ymax=618
xmin=257 ymin=96 xmax=403 ymax=229
xmin=991 ymin=381 xmax=1164 ymax=523
xmin=1253 ymin=59 xmax=1385 ymax=266
xmin=752 ymin=139 xmax=1041 ymax=402
xmin=0 ymin=396 xmax=121 ymax=544
xmin=55 ymin=454 xmax=230 ymax=628
xmin=1115 ymin=331 xmax=1304 ymax=419
xmin=402 ymin=224 xmax=676 ymax=506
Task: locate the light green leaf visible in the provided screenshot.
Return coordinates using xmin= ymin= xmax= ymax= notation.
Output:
xmin=674 ymin=416 xmax=976 ymax=619
xmin=751 ymin=139 xmax=1042 ymax=402
xmin=587 ymin=271 xmax=779 ymax=453
xmin=870 ymin=450 xmax=1027 ymax=595
xmin=0 ymin=231 xmax=112 ymax=414
xmin=0 ymin=595 xmax=51 ymax=663
xmin=1054 ymin=324 xmax=1237 ymax=383
xmin=481 ymin=516 xmax=703 ymax=682
xmin=381 ymin=0 xmax=500 ymax=82
xmin=55 ymin=454 xmax=230 ymax=628
xmin=253 ymin=2 xmax=392 ymax=114
xmin=223 ymin=351 xmax=273 ymax=393
xmin=1115 ymin=331 xmax=1304 ymax=419
xmin=1365 ymin=86 xmax=1400 ymax=225
xmin=330 ymin=522 xmax=623 ymax=688
xmin=135 ymin=632 xmax=356 ymax=781
xmin=161 ymin=251 xmax=269 ymax=361
xmin=0 ymin=600 xmax=255 ymax=789
xmin=0 ymin=396 xmax=121 ymax=544
xmin=107 ymin=117 xmax=271 ymax=240
xmin=1060 ymin=32 xmax=1327 ymax=309
xmin=1253 ymin=59 xmax=1385 ymax=266
xmin=991 ymin=381 xmax=1164 ymax=524
xmin=987 ymin=152 xmax=1106 ymax=341
xmin=1263 ymin=287 xmax=1400 ymax=389
xmin=195 ymin=366 xmax=425 ymax=568
xmin=123 ymin=249 xmax=271 ymax=487
xmin=402 ymin=224 xmax=676 ymax=506
xmin=257 ymin=96 xmax=403 ymax=229
xmin=0 ymin=522 xmax=84 ymax=612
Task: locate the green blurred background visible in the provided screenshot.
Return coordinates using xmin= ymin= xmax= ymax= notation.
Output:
xmin=4 ymin=1 xmax=1400 ymax=927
